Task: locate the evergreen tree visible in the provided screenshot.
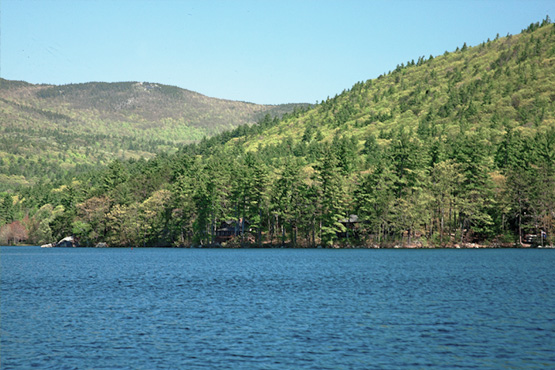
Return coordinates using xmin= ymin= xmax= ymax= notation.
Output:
xmin=355 ymin=160 xmax=397 ymax=244
xmin=315 ymin=149 xmax=346 ymax=246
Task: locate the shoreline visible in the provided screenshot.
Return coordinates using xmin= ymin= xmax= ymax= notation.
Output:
xmin=4 ymin=243 xmax=553 ymax=249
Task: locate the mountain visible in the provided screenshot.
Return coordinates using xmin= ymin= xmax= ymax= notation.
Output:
xmin=238 ymin=24 xmax=555 ymax=155
xmin=0 ymin=79 xmax=309 ymax=189
xmin=2 ymin=18 xmax=554 ymax=248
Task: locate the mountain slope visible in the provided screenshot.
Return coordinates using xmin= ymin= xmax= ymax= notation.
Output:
xmin=0 ymin=79 xmax=308 ymax=189
xmin=238 ymin=22 xmax=555 ymax=155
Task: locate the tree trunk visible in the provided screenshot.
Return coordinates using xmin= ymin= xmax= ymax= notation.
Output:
xmin=440 ymin=210 xmax=444 ymax=246
xmin=460 ymin=218 xmax=464 ymax=244
xmin=518 ymin=211 xmax=522 ymax=245
xmin=211 ymin=211 xmax=215 ymax=244
xmin=450 ymin=203 xmax=453 ymax=241
xmin=312 ymin=220 xmax=316 ymax=248
xmin=258 ymin=208 xmax=262 ymax=248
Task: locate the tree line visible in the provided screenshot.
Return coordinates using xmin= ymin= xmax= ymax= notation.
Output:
xmin=2 ymin=122 xmax=552 ymax=248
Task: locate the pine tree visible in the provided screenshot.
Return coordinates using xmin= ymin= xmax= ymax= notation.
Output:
xmin=315 ymin=149 xmax=346 ymax=246
xmin=355 ymin=160 xmax=397 ymax=244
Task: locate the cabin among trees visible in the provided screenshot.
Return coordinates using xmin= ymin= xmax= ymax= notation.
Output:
xmin=338 ymin=215 xmax=362 ymax=240
xmin=215 ymin=219 xmax=251 ymax=244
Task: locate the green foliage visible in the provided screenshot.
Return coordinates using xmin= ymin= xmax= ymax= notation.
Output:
xmin=5 ymin=19 xmax=555 ymax=247
xmin=315 ymin=149 xmax=347 ymax=246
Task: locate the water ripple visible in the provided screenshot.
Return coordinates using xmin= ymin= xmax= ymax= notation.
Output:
xmin=1 ymin=247 xmax=554 ymax=369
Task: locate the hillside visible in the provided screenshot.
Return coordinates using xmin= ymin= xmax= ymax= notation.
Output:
xmin=239 ymin=25 xmax=555 ymax=153
xmin=0 ymin=79 xmax=308 ymax=190
xmin=2 ymin=18 xmax=554 ymax=248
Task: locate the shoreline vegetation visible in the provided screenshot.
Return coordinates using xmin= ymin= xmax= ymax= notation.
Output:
xmin=22 ymin=243 xmax=555 ymax=249
xmin=1 ymin=19 xmax=554 ymax=250
xmin=28 ymin=234 xmax=554 ymax=249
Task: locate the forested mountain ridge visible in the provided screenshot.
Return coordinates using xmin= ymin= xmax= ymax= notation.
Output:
xmin=0 ymin=79 xmax=308 ymax=190
xmin=2 ymin=18 xmax=554 ymax=248
xmin=238 ymin=22 xmax=555 ymax=155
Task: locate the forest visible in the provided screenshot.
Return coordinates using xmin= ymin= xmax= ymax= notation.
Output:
xmin=1 ymin=18 xmax=554 ymax=248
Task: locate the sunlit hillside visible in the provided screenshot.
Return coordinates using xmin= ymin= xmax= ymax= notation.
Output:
xmin=238 ymin=22 xmax=555 ymax=157
xmin=0 ymin=79 xmax=308 ymax=190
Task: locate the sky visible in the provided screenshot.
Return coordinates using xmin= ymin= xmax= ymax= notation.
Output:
xmin=1 ymin=0 xmax=554 ymax=105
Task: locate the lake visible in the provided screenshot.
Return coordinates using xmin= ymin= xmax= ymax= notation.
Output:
xmin=1 ymin=247 xmax=554 ymax=369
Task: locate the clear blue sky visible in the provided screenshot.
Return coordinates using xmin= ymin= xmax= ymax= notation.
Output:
xmin=1 ymin=0 xmax=553 ymax=105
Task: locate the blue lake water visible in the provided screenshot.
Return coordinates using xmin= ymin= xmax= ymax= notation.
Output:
xmin=1 ymin=247 xmax=554 ymax=369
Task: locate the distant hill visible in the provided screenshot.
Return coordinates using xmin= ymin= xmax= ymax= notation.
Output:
xmin=0 ymin=79 xmax=309 ymax=189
